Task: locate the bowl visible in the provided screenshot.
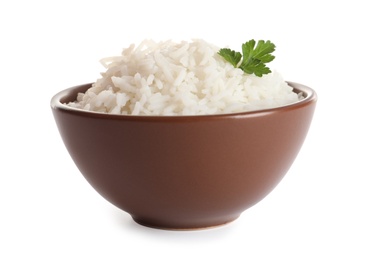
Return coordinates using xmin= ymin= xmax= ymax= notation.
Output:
xmin=51 ymin=81 xmax=317 ymax=230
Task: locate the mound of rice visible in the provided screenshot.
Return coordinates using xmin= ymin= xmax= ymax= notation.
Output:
xmin=67 ymin=39 xmax=301 ymax=115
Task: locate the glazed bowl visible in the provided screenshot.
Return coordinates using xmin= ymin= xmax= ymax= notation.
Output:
xmin=51 ymin=82 xmax=316 ymax=230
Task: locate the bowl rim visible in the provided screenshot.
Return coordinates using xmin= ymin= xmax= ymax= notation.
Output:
xmin=51 ymin=81 xmax=317 ymax=121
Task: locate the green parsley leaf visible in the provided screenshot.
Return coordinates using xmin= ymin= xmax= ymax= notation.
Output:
xmin=218 ymin=48 xmax=242 ymax=68
xmin=218 ymin=39 xmax=276 ymax=77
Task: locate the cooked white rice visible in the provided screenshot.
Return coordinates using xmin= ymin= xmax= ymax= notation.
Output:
xmin=67 ymin=39 xmax=301 ymax=115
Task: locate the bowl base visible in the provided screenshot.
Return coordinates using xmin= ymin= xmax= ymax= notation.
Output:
xmin=131 ymin=215 xmax=239 ymax=231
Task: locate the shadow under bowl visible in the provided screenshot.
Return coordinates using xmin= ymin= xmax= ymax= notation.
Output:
xmin=51 ymin=81 xmax=317 ymax=230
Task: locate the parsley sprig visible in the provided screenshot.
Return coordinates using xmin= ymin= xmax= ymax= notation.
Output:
xmin=218 ymin=40 xmax=276 ymax=77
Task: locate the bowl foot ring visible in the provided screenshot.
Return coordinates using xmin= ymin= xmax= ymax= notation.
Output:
xmin=131 ymin=215 xmax=240 ymax=231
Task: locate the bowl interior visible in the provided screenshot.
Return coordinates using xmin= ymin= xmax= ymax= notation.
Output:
xmin=51 ymin=81 xmax=316 ymax=119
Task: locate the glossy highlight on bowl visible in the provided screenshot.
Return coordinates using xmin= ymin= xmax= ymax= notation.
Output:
xmin=51 ymin=82 xmax=317 ymax=230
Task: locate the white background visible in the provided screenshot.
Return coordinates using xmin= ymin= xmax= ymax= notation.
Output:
xmin=1 ymin=0 xmax=370 ymax=259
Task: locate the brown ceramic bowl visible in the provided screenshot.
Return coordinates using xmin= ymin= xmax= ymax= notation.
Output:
xmin=51 ymin=82 xmax=316 ymax=230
